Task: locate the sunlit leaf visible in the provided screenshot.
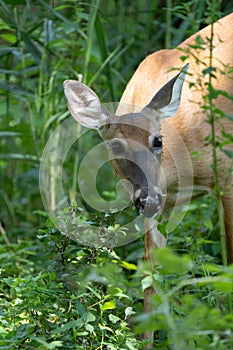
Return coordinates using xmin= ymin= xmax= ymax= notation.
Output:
xmin=213 ymin=280 xmax=233 ymax=293
xmin=119 ymin=260 xmax=137 ymax=270
xmin=109 ymin=314 xmax=121 ymax=324
xmin=154 ymin=248 xmax=193 ymax=275
xmin=125 ymin=306 xmax=135 ymax=318
xmin=141 ymin=275 xmax=153 ymax=291
xmin=101 ymin=300 xmax=115 ymax=310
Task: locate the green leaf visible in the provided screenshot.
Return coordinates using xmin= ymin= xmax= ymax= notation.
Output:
xmin=203 ymin=218 xmax=213 ymax=230
xmin=0 ymin=153 xmax=39 ymax=162
xmin=141 ymin=275 xmax=153 ymax=291
xmin=125 ymin=306 xmax=135 ymax=318
xmin=180 ymin=55 xmax=188 ymax=62
xmin=52 ymin=320 xmax=83 ymax=334
xmin=14 ymin=324 xmax=35 ymax=339
xmin=204 ymin=263 xmax=222 ymax=273
xmin=213 ymin=280 xmax=233 ymax=293
xmin=154 ymin=248 xmax=193 ymax=275
xmin=85 ymin=311 xmax=96 ymax=323
xmin=222 ymin=149 xmax=233 ymax=159
xmin=101 ymin=300 xmax=115 ymax=311
xmin=85 ymin=323 xmax=94 ymax=333
xmin=119 ymin=260 xmax=137 ymax=270
xmin=195 ymin=34 xmax=206 ymax=45
xmin=225 ymin=114 xmax=233 ymax=122
xmin=1 ymin=33 xmax=16 ymax=43
xmin=0 ymin=131 xmax=21 ymax=137
xmin=21 ymin=31 xmax=42 ymax=65
xmin=33 ymin=337 xmax=63 ymax=349
xmin=203 ymin=66 xmax=216 ymax=76
xmin=109 ymin=314 xmax=121 ymax=324
xmin=76 ymin=301 xmax=96 ymax=322
xmin=0 ymin=0 xmax=16 ymax=27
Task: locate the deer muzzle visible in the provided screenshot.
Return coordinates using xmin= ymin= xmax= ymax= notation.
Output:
xmin=133 ymin=187 xmax=163 ymax=218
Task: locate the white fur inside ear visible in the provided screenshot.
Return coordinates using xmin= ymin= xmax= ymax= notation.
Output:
xmin=161 ymin=64 xmax=189 ymax=118
xmin=64 ymin=80 xmax=108 ymax=129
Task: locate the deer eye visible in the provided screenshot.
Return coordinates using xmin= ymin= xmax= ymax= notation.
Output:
xmin=153 ymin=136 xmax=162 ymax=148
xmin=149 ymin=135 xmax=163 ymax=153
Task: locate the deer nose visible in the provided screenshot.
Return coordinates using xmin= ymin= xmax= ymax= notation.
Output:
xmin=134 ymin=189 xmax=162 ymax=218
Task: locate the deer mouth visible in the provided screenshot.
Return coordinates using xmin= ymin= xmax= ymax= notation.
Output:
xmin=134 ymin=190 xmax=162 ymax=218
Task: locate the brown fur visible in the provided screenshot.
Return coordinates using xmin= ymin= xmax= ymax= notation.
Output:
xmin=64 ymin=15 xmax=233 ymax=349
xmin=117 ymin=13 xmax=233 ymax=263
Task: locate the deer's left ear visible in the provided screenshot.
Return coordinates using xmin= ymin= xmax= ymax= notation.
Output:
xmin=145 ymin=63 xmax=189 ymax=118
xmin=64 ymin=80 xmax=110 ymax=129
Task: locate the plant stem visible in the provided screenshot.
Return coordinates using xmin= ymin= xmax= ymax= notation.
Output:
xmin=208 ymin=20 xmax=228 ymax=266
xmin=71 ymin=123 xmax=82 ymax=201
xmin=165 ymin=0 xmax=172 ymax=49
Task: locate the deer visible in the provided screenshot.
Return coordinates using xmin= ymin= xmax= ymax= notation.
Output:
xmin=64 ymin=12 xmax=233 ymax=347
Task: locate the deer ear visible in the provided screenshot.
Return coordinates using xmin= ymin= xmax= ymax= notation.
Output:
xmin=63 ymin=80 xmax=110 ymax=129
xmin=145 ymin=63 xmax=189 ymax=118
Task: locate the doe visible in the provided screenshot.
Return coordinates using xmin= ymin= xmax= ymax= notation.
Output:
xmin=64 ymin=13 xmax=233 ymax=265
xmin=64 ymin=13 xmax=233 ymax=348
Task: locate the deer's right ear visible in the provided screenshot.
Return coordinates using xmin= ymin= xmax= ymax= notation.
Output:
xmin=145 ymin=63 xmax=189 ymax=118
xmin=63 ymin=80 xmax=109 ymax=129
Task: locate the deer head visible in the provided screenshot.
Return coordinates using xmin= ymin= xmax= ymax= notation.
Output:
xmin=64 ymin=64 xmax=188 ymax=218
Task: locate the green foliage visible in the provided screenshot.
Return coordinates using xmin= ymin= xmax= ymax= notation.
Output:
xmin=0 ymin=229 xmax=139 ymax=349
xmin=0 ymin=1 xmax=233 ymax=349
xmin=135 ymin=247 xmax=233 ymax=350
